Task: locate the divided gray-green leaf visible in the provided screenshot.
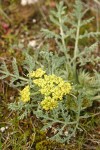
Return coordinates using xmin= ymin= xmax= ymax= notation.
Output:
xmin=12 ymin=58 xmax=19 ymax=77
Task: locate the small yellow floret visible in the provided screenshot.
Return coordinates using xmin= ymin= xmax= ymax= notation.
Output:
xmin=33 ymin=78 xmax=45 ymax=87
xmin=29 ymin=68 xmax=45 ymax=78
xmin=20 ymin=85 xmax=30 ymax=102
xmin=41 ymin=97 xmax=58 ymax=111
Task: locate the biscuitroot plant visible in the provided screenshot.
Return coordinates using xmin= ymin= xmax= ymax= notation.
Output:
xmin=0 ymin=0 xmax=100 ymax=143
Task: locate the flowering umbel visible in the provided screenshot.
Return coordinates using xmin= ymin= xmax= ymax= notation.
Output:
xmin=20 ymin=85 xmax=30 ymax=102
xmin=33 ymin=70 xmax=72 ymax=110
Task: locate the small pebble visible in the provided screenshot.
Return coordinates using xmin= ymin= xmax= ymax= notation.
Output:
xmin=32 ymin=19 xmax=36 ymax=23
xmin=5 ymin=126 xmax=8 ymax=129
xmin=21 ymin=0 xmax=38 ymax=6
xmin=0 ymin=127 xmax=6 ymax=132
xmin=28 ymin=40 xmax=36 ymax=48
xmin=10 ymin=96 xmax=14 ymax=100
xmin=64 ymin=130 xmax=68 ymax=136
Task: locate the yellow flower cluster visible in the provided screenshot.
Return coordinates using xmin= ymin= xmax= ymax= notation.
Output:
xmin=33 ymin=72 xmax=72 ymax=111
xmin=29 ymin=68 xmax=45 ymax=78
xmin=20 ymin=68 xmax=72 ymax=110
xmin=41 ymin=96 xmax=58 ymax=111
xmin=20 ymin=85 xmax=30 ymax=102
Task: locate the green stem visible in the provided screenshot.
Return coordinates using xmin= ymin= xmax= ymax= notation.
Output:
xmin=0 ymin=70 xmax=28 ymax=82
xmin=59 ymin=17 xmax=67 ymax=58
xmin=42 ymin=115 xmax=77 ymax=125
xmin=31 ymin=91 xmax=40 ymax=96
xmin=74 ymin=19 xmax=80 ymax=60
xmin=67 ymin=96 xmax=82 ymax=141
xmin=73 ymin=19 xmax=81 ymax=81
xmin=74 ymin=98 xmax=82 ymax=131
xmin=17 ymin=76 xmax=28 ymax=82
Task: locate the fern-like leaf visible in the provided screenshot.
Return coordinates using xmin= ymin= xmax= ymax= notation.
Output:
xmin=12 ymin=58 xmax=19 ymax=77
xmin=42 ymin=29 xmax=60 ymax=39
xmin=79 ymin=31 xmax=100 ymax=39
